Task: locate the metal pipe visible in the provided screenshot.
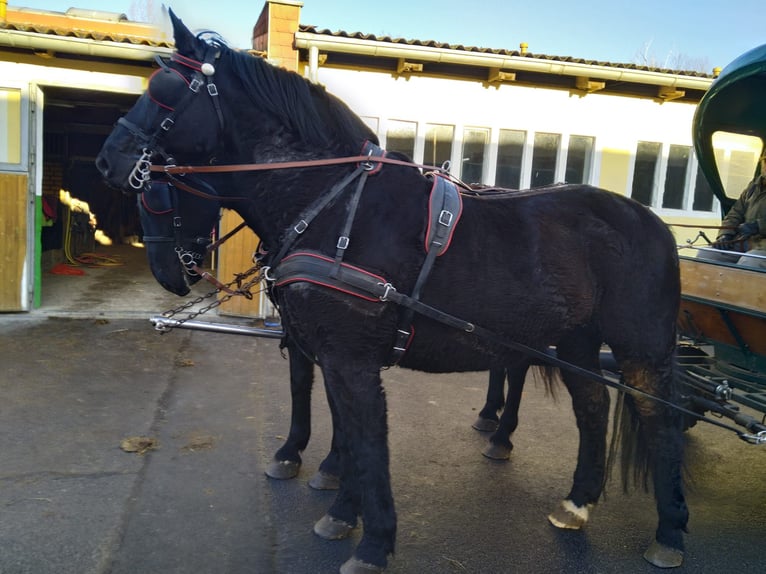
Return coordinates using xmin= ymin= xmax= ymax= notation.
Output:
xmin=150 ymin=316 xmax=284 ymax=338
xmin=294 ymin=32 xmax=713 ymax=92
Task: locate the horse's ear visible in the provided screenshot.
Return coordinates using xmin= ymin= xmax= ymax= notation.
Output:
xmin=168 ymin=9 xmax=199 ymax=57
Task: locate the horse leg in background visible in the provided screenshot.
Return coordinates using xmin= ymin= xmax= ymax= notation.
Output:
xmin=546 ymin=330 xmax=610 ymax=532
xmin=313 ymin=360 xmax=395 ymax=573
xmin=265 ymin=340 xmax=340 ymax=489
xmin=309 ymin=377 xmax=341 ymax=490
xmin=482 ymin=360 xmax=530 ymax=460
xmin=471 ymin=368 xmax=507 ymax=432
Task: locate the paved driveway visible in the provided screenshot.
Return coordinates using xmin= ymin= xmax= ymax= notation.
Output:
xmin=0 ymin=316 xmax=763 ymax=573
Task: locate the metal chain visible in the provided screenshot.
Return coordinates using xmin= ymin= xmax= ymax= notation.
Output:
xmin=157 ymin=262 xmax=265 ymax=332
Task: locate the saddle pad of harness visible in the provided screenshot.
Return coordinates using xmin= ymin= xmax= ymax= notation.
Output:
xmin=425 ymin=173 xmax=462 ymax=256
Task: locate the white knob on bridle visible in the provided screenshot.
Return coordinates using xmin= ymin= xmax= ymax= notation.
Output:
xmin=201 ymin=63 xmax=215 ymax=76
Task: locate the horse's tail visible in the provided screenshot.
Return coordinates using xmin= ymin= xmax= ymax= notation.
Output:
xmin=606 ymin=390 xmax=652 ymax=493
xmin=530 ymin=363 xmax=560 ymax=400
xmin=605 ymin=364 xmax=688 ymax=495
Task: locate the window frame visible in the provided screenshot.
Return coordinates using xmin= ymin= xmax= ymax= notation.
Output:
xmin=0 ymin=82 xmax=29 ymax=173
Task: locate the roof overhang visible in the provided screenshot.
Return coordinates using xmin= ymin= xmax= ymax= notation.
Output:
xmin=294 ymin=31 xmax=713 ymax=96
xmin=0 ymin=28 xmax=172 ymax=62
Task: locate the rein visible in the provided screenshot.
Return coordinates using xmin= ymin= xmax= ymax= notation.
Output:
xmin=150 ymin=154 xmax=451 ymax=177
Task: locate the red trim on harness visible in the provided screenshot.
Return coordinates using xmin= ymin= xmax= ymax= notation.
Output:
xmin=148 ymin=68 xmax=190 ymax=111
xmin=275 ymin=251 xmax=388 ymax=303
xmin=359 ymin=140 xmax=386 ymax=175
xmin=424 ymin=174 xmax=463 ymax=255
xmin=171 ymin=53 xmax=204 ymax=71
xmin=141 ymin=192 xmax=173 ymax=216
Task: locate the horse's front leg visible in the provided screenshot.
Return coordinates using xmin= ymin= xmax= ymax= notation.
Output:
xmin=483 ymin=361 xmax=529 ymax=460
xmin=309 ymin=376 xmax=341 ymax=490
xmin=313 ymin=360 xmax=395 ymax=573
xmin=472 ymin=368 xmax=506 ymax=432
xmin=266 ymin=341 xmax=315 ymax=480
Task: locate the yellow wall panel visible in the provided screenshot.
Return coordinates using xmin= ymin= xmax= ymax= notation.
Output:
xmin=0 ymin=174 xmax=27 ymax=311
xmin=216 ymin=209 xmax=264 ymax=318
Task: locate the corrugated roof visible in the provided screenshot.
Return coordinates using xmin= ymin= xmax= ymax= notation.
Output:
xmin=2 ymin=7 xmax=172 ymax=47
xmin=298 ymin=25 xmax=714 ymax=79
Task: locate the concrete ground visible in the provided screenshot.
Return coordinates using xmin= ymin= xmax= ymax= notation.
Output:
xmin=1 ymin=245 xmax=764 ymax=573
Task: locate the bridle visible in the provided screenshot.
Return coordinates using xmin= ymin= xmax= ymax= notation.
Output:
xmin=124 ymin=46 xmax=225 ymax=192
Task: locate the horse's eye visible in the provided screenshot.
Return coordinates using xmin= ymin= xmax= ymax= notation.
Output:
xmin=148 ymin=68 xmax=189 ymax=110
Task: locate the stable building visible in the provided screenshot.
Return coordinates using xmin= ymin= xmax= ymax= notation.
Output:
xmin=0 ymin=0 xmax=751 ymax=316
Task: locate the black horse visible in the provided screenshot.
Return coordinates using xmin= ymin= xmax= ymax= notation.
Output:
xmin=97 ymin=11 xmax=687 ymax=572
xmin=136 ymin=179 xmax=341 ymax=488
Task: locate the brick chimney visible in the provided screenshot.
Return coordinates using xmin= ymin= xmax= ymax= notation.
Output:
xmin=251 ymin=0 xmax=302 ymax=72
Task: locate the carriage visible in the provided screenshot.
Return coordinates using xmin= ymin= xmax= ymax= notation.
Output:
xmin=675 ymin=43 xmax=766 ymax=439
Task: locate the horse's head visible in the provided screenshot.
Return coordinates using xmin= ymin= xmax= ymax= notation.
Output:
xmin=96 ymin=10 xmax=228 ymax=193
xmin=138 ymin=180 xmax=220 ymax=296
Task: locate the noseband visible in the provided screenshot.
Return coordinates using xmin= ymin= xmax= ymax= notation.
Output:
xmin=125 ymin=48 xmax=226 ymax=191
xmin=140 ymin=181 xmax=215 ymax=277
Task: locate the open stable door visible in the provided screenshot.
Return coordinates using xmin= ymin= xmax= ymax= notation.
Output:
xmin=216 ymin=209 xmax=270 ymax=318
xmin=0 ymin=83 xmax=32 ymax=311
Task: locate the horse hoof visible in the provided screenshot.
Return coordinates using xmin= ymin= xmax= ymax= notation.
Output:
xmin=314 ymin=514 xmax=355 ymax=540
xmin=643 ymin=540 xmax=684 ymax=568
xmin=265 ymin=459 xmax=300 ymax=480
xmin=472 ymin=417 xmax=499 ymax=432
xmin=481 ymin=442 xmax=512 ymax=460
xmin=547 ymin=500 xmax=590 ymax=530
xmin=309 ymin=470 xmax=340 ymax=490
xmin=340 ymin=557 xmax=385 ymax=573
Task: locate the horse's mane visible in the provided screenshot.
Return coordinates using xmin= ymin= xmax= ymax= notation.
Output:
xmin=226 ymin=47 xmax=378 ymax=151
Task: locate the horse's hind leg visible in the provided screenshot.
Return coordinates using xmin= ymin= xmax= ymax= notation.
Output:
xmin=548 ymin=332 xmax=609 ymax=530
xmin=619 ymin=359 xmax=687 ymax=568
xmin=482 ymin=361 xmax=529 ymax=460
xmin=472 ymin=368 xmax=507 ymax=432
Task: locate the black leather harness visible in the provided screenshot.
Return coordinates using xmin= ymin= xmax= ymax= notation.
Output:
xmin=269 ymin=142 xmax=463 ymax=363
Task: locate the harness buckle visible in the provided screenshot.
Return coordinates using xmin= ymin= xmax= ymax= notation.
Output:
xmin=336 ymin=236 xmax=349 ymax=250
xmin=438 ymin=209 xmax=454 ymax=227
xmin=378 ymin=282 xmax=396 ymax=301
xmin=294 ymin=220 xmax=308 ymax=234
xmin=161 ymin=117 xmax=175 ymax=131
xmin=207 ymin=83 xmax=219 ymax=97
xmin=173 ymin=216 xmax=182 ymax=228
xmin=189 ymin=78 xmax=203 ymax=93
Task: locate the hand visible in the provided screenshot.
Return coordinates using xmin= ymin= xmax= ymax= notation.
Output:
xmin=712 ymin=234 xmax=734 ymax=250
xmin=738 ymin=222 xmax=759 ymax=237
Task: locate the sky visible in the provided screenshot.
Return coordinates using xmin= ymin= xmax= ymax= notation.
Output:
xmin=12 ymin=0 xmax=765 ymax=72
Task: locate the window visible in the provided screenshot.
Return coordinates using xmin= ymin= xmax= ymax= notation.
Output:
xmin=631 ymin=141 xmax=661 ymax=206
xmin=423 ymin=124 xmax=454 ymax=169
xmin=386 ymin=120 xmax=416 ymax=159
xmin=727 ymin=150 xmax=758 ymax=197
xmin=565 ymin=135 xmax=594 ymax=184
xmin=495 ymin=129 xmax=525 ymax=189
xmin=462 ymin=127 xmax=489 ymax=185
xmin=692 ymin=166 xmax=715 ymax=212
xmin=531 ymin=132 xmax=560 ymax=188
xmin=360 ymin=116 xmax=380 ymax=136
xmin=0 ymin=87 xmax=23 ymax=166
xmin=661 ymin=144 xmax=690 ymax=209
